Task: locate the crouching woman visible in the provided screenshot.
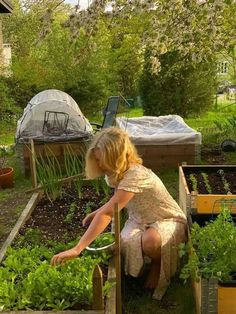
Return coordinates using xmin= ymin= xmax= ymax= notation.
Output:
xmin=51 ymin=127 xmax=187 ymax=300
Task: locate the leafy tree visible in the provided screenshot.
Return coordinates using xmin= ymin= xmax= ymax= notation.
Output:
xmin=140 ymin=49 xmax=217 ymax=117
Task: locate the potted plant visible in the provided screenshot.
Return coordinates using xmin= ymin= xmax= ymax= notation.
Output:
xmin=180 ymin=208 xmax=236 ymax=314
xmin=0 ymin=145 xmax=14 ymax=188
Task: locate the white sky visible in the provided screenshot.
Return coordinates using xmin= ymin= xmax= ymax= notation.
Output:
xmin=65 ymin=0 xmax=89 ymax=9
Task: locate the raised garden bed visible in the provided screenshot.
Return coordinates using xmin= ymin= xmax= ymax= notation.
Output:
xmin=179 ymin=165 xmax=236 ymax=214
xmin=181 ymin=211 xmax=236 ymax=314
xmin=0 ymin=184 xmax=116 ymax=314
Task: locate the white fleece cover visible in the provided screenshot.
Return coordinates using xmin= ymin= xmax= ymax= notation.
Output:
xmin=116 ymin=115 xmax=201 ymax=145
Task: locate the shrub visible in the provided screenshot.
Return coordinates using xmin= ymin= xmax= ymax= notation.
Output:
xmin=140 ymin=49 xmax=217 ymax=118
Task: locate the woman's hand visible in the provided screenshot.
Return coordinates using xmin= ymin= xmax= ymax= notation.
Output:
xmin=83 ymin=212 xmax=96 ymax=227
xmin=50 ymin=247 xmax=80 ymax=266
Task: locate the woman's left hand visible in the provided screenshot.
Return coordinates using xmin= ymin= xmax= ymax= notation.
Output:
xmin=50 ymin=248 xmax=80 ymax=266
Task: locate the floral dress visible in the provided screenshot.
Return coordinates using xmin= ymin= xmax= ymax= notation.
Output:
xmin=106 ymin=164 xmax=187 ymax=300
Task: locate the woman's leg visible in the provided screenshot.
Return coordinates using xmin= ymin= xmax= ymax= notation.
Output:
xmin=142 ymin=227 xmax=162 ymax=289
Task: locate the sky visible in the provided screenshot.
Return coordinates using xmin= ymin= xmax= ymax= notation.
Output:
xmin=65 ymin=0 xmax=89 ymax=10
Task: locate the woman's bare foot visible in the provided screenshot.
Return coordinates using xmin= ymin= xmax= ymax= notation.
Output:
xmin=144 ymin=261 xmax=160 ymax=289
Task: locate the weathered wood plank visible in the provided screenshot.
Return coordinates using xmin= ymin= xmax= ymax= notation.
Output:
xmin=105 ymin=257 xmax=116 ymax=314
xmin=93 ymin=264 xmax=104 ymax=310
xmin=0 ymin=192 xmax=41 ymax=263
xmin=1 ymin=311 xmax=104 ymax=314
xmin=114 ymin=204 xmax=122 ymax=314
xmin=29 ymin=139 xmax=37 ymax=188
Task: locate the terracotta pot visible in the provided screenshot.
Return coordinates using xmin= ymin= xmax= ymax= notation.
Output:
xmin=0 ymin=167 xmax=14 ymax=189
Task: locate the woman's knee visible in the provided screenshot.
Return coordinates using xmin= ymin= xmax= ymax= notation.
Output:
xmin=142 ymin=228 xmax=161 ymax=255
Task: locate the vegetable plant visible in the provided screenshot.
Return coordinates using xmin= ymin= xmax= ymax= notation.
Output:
xmin=217 ymin=169 xmax=231 ymax=194
xmin=189 ymin=173 xmax=198 ymax=192
xmin=89 ymin=233 xmax=115 ymax=249
xmin=64 ymin=202 xmax=77 ymax=224
xmin=0 ymin=245 xmax=111 ymax=311
xmin=180 ymin=208 xmax=236 ymax=282
xmin=201 ymin=172 xmax=212 ymax=194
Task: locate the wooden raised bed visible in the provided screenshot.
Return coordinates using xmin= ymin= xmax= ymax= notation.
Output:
xmin=188 ymin=213 xmax=236 ymax=314
xmin=16 ymin=139 xmax=90 ymax=177
xmin=0 ymin=192 xmax=116 ymax=314
xmin=136 ymin=143 xmax=201 ymax=171
xmin=179 ymin=164 xmax=236 ymax=215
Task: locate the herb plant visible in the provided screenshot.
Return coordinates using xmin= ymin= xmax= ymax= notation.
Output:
xmin=85 ymin=201 xmax=96 ymax=215
xmin=189 ymin=173 xmax=198 ymax=192
xmin=89 ymin=233 xmax=115 ymax=249
xmin=180 ymin=208 xmax=236 ymax=282
xmin=0 ymin=245 xmax=110 ymax=311
xmin=217 ymin=169 xmax=231 ymax=194
xmin=36 ymin=151 xmax=63 ymax=202
xmin=201 ymin=172 xmax=212 ymax=194
xmin=64 ymin=202 xmax=77 ymax=224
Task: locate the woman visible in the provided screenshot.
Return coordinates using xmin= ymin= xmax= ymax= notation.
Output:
xmin=51 ymin=127 xmax=187 ymax=300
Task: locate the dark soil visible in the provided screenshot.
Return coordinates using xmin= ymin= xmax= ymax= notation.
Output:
xmin=184 ymin=167 xmax=236 ymax=195
xmin=19 ymin=185 xmax=113 ymax=244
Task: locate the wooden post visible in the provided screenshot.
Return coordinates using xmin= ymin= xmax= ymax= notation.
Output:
xmin=92 ymin=264 xmax=104 ymax=310
xmin=29 ymin=139 xmax=37 ymax=188
xmin=114 ymin=203 xmax=122 ymax=314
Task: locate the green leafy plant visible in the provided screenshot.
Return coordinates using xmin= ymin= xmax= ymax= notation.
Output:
xmin=85 ymin=201 xmax=96 ymax=215
xmin=0 ymin=145 xmax=14 ymax=169
xmin=189 ymin=173 xmax=198 ymax=192
xmin=0 ymin=245 xmax=110 ymax=311
xmin=217 ymin=169 xmax=231 ymax=194
xmin=180 ymin=208 xmax=236 ymax=282
xmin=64 ymin=202 xmax=77 ymax=224
xmin=89 ymin=233 xmax=115 ymax=249
xmin=201 ymin=172 xmax=212 ymax=194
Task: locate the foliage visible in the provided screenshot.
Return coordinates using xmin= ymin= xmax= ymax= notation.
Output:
xmin=217 ymin=169 xmax=231 ymax=194
xmin=0 ymin=245 xmax=108 ymax=311
xmin=140 ymin=49 xmax=216 ymax=117
xmin=201 ymin=172 xmax=212 ymax=194
xmin=0 ymin=145 xmax=15 ymax=169
xmin=36 ymin=151 xmax=63 ymax=202
xmin=64 ymin=202 xmax=77 ymax=224
xmin=189 ymin=174 xmax=198 ymax=192
xmin=89 ymin=233 xmax=115 ymax=249
xmin=180 ymin=208 xmax=236 ymax=282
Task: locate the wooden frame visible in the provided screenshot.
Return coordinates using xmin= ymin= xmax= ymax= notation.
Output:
xmin=0 ymin=192 xmax=116 ymax=314
xmin=188 ymin=214 xmax=236 ymax=314
xmin=179 ymin=164 xmax=236 ymax=215
xmin=136 ymin=144 xmax=201 ymax=171
xmin=19 ymin=139 xmax=90 ymax=177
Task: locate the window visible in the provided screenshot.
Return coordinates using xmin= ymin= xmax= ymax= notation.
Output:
xmin=217 ymin=61 xmax=229 ymax=75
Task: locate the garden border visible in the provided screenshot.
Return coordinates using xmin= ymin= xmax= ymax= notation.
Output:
xmin=0 ymin=192 xmax=116 ymax=314
xmin=188 ymin=214 xmax=236 ymax=314
xmin=179 ymin=164 xmax=236 ymax=215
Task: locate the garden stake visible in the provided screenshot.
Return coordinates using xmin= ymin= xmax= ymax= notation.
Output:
xmin=114 ymin=202 xmax=122 ymax=314
xmin=92 ymin=264 xmax=104 ymax=310
xmin=29 ymin=139 xmax=37 ymax=188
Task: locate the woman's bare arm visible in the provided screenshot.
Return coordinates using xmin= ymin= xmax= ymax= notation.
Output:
xmin=51 ymin=189 xmax=134 ymax=265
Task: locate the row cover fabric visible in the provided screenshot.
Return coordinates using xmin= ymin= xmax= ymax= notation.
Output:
xmin=116 ymin=115 xmax=201 ymax=145
xmin=16 ymin=89 xmax=93 ymax=143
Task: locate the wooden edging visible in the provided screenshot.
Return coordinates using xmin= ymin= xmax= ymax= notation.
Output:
xmin=0 ymin=192 xmax=41 ymax=263
xmin=0 ymin=193 xmax=116 ymax=314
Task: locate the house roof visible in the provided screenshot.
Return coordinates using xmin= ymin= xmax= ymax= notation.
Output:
xmin=0 ymin=0 xmax=13 ymax=13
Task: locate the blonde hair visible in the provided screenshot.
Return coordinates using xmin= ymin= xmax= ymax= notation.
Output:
xmin=85 ymin=127 xmax=142 ymax=182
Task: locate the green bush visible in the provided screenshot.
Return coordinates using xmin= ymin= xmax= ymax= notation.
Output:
xmin=140 ymin=50 xmax=217 ymax=118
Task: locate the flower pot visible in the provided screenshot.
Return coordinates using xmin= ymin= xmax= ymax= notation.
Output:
xmin=0 ymin=167 xmax=14 ymax=188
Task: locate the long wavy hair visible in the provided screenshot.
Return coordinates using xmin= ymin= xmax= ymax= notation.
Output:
xmin=85 ymin=127 xmax=142 ymax=183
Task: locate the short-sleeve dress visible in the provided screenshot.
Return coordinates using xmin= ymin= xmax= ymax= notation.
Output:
xmin=106 ymin=164 xmax=187 ymax=300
